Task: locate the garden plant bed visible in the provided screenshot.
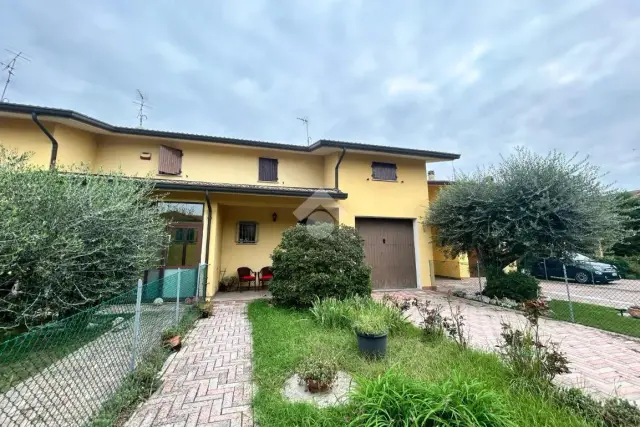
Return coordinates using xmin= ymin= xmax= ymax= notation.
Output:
xmin=248 ymin=300 xmax=600 ymax=427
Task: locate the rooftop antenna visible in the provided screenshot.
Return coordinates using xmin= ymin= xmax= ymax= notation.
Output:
xmin=133 ymin=89 xmax=151 ymax=127
xmin=297 ymin=116 xmax=311 ymax=146
xmin=1 ymin=50 xmax=31 ymax=102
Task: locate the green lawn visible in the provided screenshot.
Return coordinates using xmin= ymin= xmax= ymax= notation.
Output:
xmin=549 ymin=300 xmax=640 ymax=338
xmin=249 ymin=300 xmax=597 ymax=427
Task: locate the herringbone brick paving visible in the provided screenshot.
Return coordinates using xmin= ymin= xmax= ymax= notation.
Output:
xmin=125 ymin=301 xmax=253 ymax=427
xmin=378 ymin=290 xmax=640 ymax=403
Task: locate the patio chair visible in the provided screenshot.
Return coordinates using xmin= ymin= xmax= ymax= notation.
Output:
xmin=258 ymin=266 xmax=273 ymax=289
xmin=237 ymin=267 xmax=257 ymax=291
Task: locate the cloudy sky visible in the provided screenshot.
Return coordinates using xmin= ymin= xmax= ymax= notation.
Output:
xmin=1 ymin=0 xmax=639 ymax=189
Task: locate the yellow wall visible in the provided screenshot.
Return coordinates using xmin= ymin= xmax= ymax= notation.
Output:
xmin=94 ymin=136 xmax=325 ymax=187
xmin=53 ymin=124 xmax=98 ymax=168
xmin=335 ymin=152 xmax=435 ymax=288
xmin=323 ymin=152 xmax=340 ymax=188
xmin=0 ymin=117 xmax=54 ymax=167
xmin=218 ymin=205 xmax=297 ymax=283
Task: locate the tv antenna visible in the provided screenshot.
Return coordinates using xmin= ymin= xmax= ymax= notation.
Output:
xmin=1 ymin=50 xmax=31 ymax=102
xmin=133 ymin=89 xmax=151 ymax=127
xmin=297 ymin=116 xmax=311 ymax=145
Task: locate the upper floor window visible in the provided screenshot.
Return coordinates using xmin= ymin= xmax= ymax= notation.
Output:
xmin=259 ymin=157 xmax=278 ymax=182
xmin=371 ymin=162 xmax=397 ymax=181
xmin=237 ymin=221 xmax=258 ymax=244
xmin=159 ymin=145 xmax=182 ymax=175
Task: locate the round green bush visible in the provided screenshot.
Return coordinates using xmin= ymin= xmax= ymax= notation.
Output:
xmin=482 ymin=271 xmax=540 ymax=302
xmin=269 ymin=223 xmax=371 ymax=307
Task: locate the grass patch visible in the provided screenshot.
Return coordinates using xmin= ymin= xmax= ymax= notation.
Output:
xmin=249 ymin=300 xmax=597 ymax=427
xmin=549 ymin=300 xmax=640 ymax=338
xmin=0 ymin=312 xmax=134 ymax=393
xmin=88 ymin=306 xmax=201 ymax=426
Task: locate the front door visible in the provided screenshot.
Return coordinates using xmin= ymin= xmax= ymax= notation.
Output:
xmin=144 ymin=201 xmax=205 ymax=300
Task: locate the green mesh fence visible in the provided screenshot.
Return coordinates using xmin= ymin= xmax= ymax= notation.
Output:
xmin=0 ymin=267 xmax=204 ymax=427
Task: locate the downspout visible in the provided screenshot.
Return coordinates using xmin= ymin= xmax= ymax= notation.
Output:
xmin=31 ymin=112 xmax=58 ymax=170
xmin=204 ymin=190 xmax=213 ymax=300
xmin=334 ymin=148 xmax=346 ymax=189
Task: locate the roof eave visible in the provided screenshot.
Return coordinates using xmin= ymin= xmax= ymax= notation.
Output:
xmin=153 ymin=181 xmax=349 ymax=200
xmin=0 ymin=102 xmax=461 ymax=160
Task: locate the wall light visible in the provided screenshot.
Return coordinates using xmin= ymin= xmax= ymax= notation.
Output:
xmin=272 ymin=212 xmax=278 ymax=222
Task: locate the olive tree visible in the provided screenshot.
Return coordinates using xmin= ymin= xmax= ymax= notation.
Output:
xmin=426 ymin=148 xmax=627 ymax=281
xmin=0 ymin=148 xmax=170 ymax=329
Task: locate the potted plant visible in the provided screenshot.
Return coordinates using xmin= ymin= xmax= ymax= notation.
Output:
xmin=161 ymin=326 xmax=182 ymax=351
xmin=197 ymin=301 xmax=212 ymax=319
xmin=354 ymin=312 xmax=389 ymax=358
xmin=218 ymin=276 xmax=239 ymax=292
xmin=628 ymin=306 xmax=640 ymax=318
xmin=295 ymin=356 xmax=338 ymax=393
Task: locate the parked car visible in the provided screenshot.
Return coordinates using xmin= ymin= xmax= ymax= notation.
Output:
xmin=531 ymin=253 xmax=619 ymax=284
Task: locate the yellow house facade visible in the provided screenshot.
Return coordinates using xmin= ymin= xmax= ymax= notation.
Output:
xmin=0 ymin=102 xmax=465 ymax=296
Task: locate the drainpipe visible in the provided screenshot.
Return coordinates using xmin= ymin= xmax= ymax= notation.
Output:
xmin=334 ymin=148 xmax=346 ymax=189
xmin=31 ymin=112 xmax=58 ymax=170
xmin=204 ymin=190 xmax=213 ymax=300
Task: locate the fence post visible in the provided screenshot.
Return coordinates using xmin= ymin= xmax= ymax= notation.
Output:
xmin=175 ymin=268 xmax=181 ymax=325
xmin=543 ymin=258 xmax=549 ymax=280
xmin=562 ymin=263 xmax=575 ymax=322
xmin=196 ymin=264 xmax=202 ymax=299
xmin=129 ymin=279 xmax=143 ymax=371
xmin=477 ymin=259 xmax=482 ymax=292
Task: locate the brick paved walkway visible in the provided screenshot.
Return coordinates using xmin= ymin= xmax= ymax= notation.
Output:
xmin=126 ymin=301 xmax=253 ymax=427
xmin=378 ymin=290 xmax=640 ymax=403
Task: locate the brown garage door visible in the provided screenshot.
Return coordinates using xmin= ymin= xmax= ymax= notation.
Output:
xmin=355 ymin=218 xmax=417 ymax=289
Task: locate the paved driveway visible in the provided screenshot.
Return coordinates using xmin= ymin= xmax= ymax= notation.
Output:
xmin=437 ymin=277 xmax=640 ymax=309
xmin=377 ymin=290 xmax=640 ymax=403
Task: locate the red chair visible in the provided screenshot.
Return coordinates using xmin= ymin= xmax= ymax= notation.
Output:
xmin=258 ymin=266 xmax=273 ymax=289
xmin=237 ymin=267 xmax=256 ymax=291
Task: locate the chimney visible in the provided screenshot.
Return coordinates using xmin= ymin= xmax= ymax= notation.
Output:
xmin=427 ymin=170 xmax=435 ymax=181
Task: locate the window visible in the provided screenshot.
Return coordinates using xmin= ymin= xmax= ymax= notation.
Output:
xmin=174 ymin=228 xmax=197 ymax=243
xmin=259 ymin=157 xmax=278 ymax=182
xmin=237 ymin=221 xmax=258 ymax=244
xmin=371 ymin=162 xmax=397 ymax=181
xmin=158 ymin=145 xmax=183 ymax=175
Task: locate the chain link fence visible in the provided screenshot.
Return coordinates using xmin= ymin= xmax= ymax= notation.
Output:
xmin=0 ymin=264 xmax=207 ymax=427
xmin=432 ymin=257 xmax=640 ymax=338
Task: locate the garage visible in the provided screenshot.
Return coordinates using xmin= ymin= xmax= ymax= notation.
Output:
xmin=355 ymin=218 xmax=417 ymax=289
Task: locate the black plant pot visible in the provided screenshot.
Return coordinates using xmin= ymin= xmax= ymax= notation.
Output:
xmin=356 ymin=331 xmax=388 ymax=358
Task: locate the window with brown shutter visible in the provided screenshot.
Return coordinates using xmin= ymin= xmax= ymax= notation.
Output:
xmin=258 ymin=157 xmax=278 ymax=182
xmin=371 ymin=162 xmax=397 ymax=181
xmin=158 ymin=145 xmax=183 ymax=175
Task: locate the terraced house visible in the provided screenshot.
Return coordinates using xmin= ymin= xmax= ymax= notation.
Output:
xmin=0 ymin=102 xmax=470 ymax=296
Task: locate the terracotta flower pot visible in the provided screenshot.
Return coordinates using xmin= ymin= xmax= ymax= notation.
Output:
xmin=306 ymin=378 xmax=331 ymax=393
xmin=166 ymin=335 xmax=182 ymax=351
xmin=628 ymin=307 xmax=640 ymax=319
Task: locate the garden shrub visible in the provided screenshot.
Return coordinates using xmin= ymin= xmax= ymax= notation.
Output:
xmin=270 ymin=223 xmax=371 ymax=307
xmin=551 ymin=388 xmax=640 ymax=427
xmin=482 ymin=271 xmax=540 ymax=302
xmin=350 ymin=370 xmax=516 ymax=427
xmin=602 ymin=398 xmax=640 ymax=427
xmin=498 ymin=299 xmax=569 ymax=386
xmin=309 ymin=295 xmax=408 ymax=333
xmin=0 ymin=148 xmax=170 ymax=329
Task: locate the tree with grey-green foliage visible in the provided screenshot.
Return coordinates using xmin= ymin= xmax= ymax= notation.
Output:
xmin=0 ymin=147 xmax=171 ymax=330
xmin=426 ymin=148 xmax=627 ymax=283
